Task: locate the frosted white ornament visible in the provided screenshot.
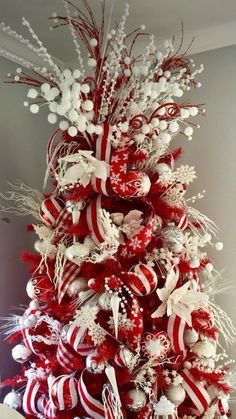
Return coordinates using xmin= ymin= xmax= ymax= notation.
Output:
xmin=192 ymin=340 xmax=216 ymax=358
xmin=81 ymin=83 xmax=90 ymax=94
xmin=68 ymin=126 xmax=78 ymax=137
xmin=4 ymin=391 xmax=22 ymax=409
xmin=153 ymin=395 xmax=176 ymax=415
xmin=56 ymin=104 xmax=67 ymax=116
xmin=140 ymin=24 xmax=146 ymax=30
xmin=184 ymin=126 xmax=193 ymax=136
xmin=169 ymin=121 xmax=179 ymax=133
xmin=73 ymin=69 xmax=81 ymax=79
xmin=90 ymin=38 xmax=98 ymax=47
xmin=183 ymin=328 xmax=199 ymax=347
xmin=67 ymin=278 xmax=87 ymax=297
xmin=68 ymin=109 xmax=78 ymax=122
xmin=30 ymin=104 xmax=39 ymax=114
xmin=48 ymin=113 xmax=57 ymax=124
xmin=27 ymin=88 xmax=38 ymax=99
xmin=83 ymin=100 xmax=94 ymax=112
xmin=215 ymin=241 xmax=223 ymax=251
xmin=88 ymin=58 xmax=97 ymax=67
xmin=59 ymin=120 xmax=69 ymax=131
xmin=127 ymin=388 xmax=147 ymax=411
xmin=12 ymin=343 xmax=32 ymax=363
xmin=165 ymin=384 xmax=186 ymax=406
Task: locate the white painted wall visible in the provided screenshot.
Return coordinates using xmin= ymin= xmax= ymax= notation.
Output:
xmin=0 ymin=44 xmax=236 ymax=412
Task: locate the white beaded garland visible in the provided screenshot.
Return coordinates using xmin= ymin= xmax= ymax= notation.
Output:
xmin=68 ymin=126 xmax=78 ymax=137
xmin=30 ymin=104 xmax=39 ymax=114
xmin=27 ymin=88 xmax=38 ymax=99
xmin=48 ymin=113 xmax=57 ymax=124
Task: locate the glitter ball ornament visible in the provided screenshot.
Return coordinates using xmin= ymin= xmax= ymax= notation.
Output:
xmin=127 ymin=388 xmax=147 ymax=411
xmin=99 ymin=292 xmax=111 ymax=310
xmin=165 ymin=384 xmax=186 ymax=406
xmin=128 ymin=263 xmax=158 ymax=296
xmin=161 ymin=223 xmax=184 ymax=250
xmin=114 ymin=346 xmax=134 ymax=368
xmin=4 ymin=391 xmax=22 ymax=409
xmin=50 ymin=375 xmax=78 ymax=410
xmin=67 ymin=277 xmax=88 ymax=297
xmin=192 ymin=340 xmax=216 ymax=358
xmin=126 ymin=170 xmax=151 ymax=197
xmin=12 ymin=343 xmax=32 ymax=363
xmin=153 ymin=395 xmax=177 ymax=418
xmin=183 ymin=328 xmax=199 ymax=347
xmin=86 ymin=353 xmax=106 ymax=374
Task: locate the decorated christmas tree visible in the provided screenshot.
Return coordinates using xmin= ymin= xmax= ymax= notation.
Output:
xmin=1 ymin=2 xmax=236 ymax=418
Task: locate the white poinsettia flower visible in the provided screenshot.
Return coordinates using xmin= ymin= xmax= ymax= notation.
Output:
xmin=152 ymin=268 xmax=208 ymax=326
xmin=58 ymin=150 xmax=110 ymax=188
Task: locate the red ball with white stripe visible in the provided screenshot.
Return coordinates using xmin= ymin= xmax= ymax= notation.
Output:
xmin=39 ymin=196 xmax=63 ymax=227
xmin=50 ymin=374 xmax=78 ymax=410
xmin=127 ymin=264 xmax=158 ymax=296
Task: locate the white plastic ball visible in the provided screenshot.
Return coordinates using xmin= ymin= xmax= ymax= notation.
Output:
xmin=192 ymin=340 xmax=216 ymax=358
xmin=180 ymin=108 xmax=190 ymax=119
xmin=127 ymin=388 xmax=147 ymax=411
xmin=159 ymin=120 xmax=167 ymax=130
xmin=189 ymin=258 xmax=200 ymax=268
xmin=86 ymin=353 xmax=106 ymax=374
xmin=27 ymin=88 xmax=38 ymax=99
xmin=68 ymin=126 xmax=78 ymax=137
xmin=184 ymin=126 xmax=193 ymax=137
xmin=140 ymin=24 xmax=146 ymax=31
xmin=12 ymin=343 xmax=32 ymax=363
xmin=183 ymin=329 xmax=199 ymax=346
xmin=90 ymin=38 xmax=98 ymax=47
xmin=189 ymin=106 xmax=198 ymax=116
xmin=73 ymin=69 xmax=81 ymax=79
xmin=23 ymin=101 xmax=29 ymax=107
xmin=88 ymin=58 xmax=97 ymax=67
xmin=41 ymin=83 xmax=50 ymax=93
xmin=165 ymin=384 xmax=186 ymax=406
xmin=87 ymin=123 xmax=96 ymax=134
xmin=48 ymin=113 xmax=57 ymax=124
xmin=59 ymin=120 xmax=69 ymax=131
xmin=124 ymin=69 xmax=131 ymax=77
xmin=30 ymin=104 xmax=39 ymax=114
xmin=68 ymin=109 xmax=78 ymax=122
xmin=83 ymin=99 xmax=94 ymax=112
xmin=205 ymin=262 xmax=214 ymax=273
xmin=215 ymin=241 xmax=223 ymax=251
xmin=95 ymin=125 xmax=104 ymax=135
xmin=169 ymin=121 xmax=179 ymax=133
xmin=63 ymin=69 xmax=72 ymax=78
xmin=81 ymin=83 xmax=90 ymax=94
xmin=160 ymin=133 xmax=171 ymax=144
xmin=49 ymin=101 xmax=57 ymax=112
xmin=4 ymin=391 xmax=21 ymax=409
xmin=67 ymin=278 xmax=87 ymax=297
xmin=151 ymin=117 xmax=160 ymax=127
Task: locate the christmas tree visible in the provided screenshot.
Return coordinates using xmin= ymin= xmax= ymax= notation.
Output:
xmin=1 ymin=2 xmax=236 ymax=418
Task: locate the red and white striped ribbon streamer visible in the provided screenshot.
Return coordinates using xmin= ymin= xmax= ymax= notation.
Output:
xmin=22 ymin=379 xmax=41 ymax=415
xmin=67 ymin=321 xmax=94 ymax=355
xmin=44 ymin=399 xmax=58 ymax=419
xmin=217 ymin=397 xmax=229 ymax=418
xmin=86 ymin=195 xmax=107 ymax=246
xmin=92 ymin=123 xmax=111 ymax=196
xmin=167 ymin=314 xmax=186 ymax=353
xmin=178 ymin=212 xmax=188 ymax=231
xmin=58 ymin=261 xmax=81 ymax=303
xmin=78 ymin=370 xmax=105 ymax=419
xmin=56 ymin=339 xmax=77 ymax=373
xmin=40 ymin=196 xmax=64 ymax=227
xmin=22 ymin=327 xmax=41 ymax=356
xmin=50 ymin=374 xmax=78 ymax=410
xmin=180 ymin=368 xmax=211 ymax=414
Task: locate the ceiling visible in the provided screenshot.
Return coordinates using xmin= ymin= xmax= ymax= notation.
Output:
xmin=0 ymin=0 xmax=236 ymax=66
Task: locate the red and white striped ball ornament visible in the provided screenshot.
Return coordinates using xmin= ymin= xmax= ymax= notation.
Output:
xmin=39 ymin=196 xmax=63 ymax=227
xmin=127 ymin=263 xmax=158 ymax=296
xmin=126 ymin=170 xmax=151 ymax=197
xmin=49 ymin=374 xmax=78 ymax=410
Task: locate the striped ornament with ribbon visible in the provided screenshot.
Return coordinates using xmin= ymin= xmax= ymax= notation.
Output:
xmin=50 ymin=374 xmax=78 ymax=410
xmin=58 ymin=260 xmax=81 ymax=303
xmin=167 ymin=313 xmax=186 ymax=353
xmin=78 ymin=370 xmax=105 ymax=419
xmin=178 ymin=212 xmax=188 ymax=231
xmin=22 ymin=327 xmax=42 ymax=357
xmin=67 ymin=321 xmax=95 ymax=355
xmin=179 ymin=368 xmax=211 ymax=415
xmin=44 ymin=399 xmax=58 ymax=419
xmin=22 ymin=379 xmax=41 ymax=415
xmin=56 ymin=339 xmax=78 ymax=373
xmin=91 ymin=123 xmax=112 ymax=196
xmin=86 ymin=194 xmax=107 ymax=246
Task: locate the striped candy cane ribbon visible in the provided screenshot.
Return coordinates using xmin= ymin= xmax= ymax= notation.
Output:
xmin=86 ymin=194 xmax=107 ymax=246
xmin=22 ymin=327 xmax=41 ymax=356
xmin=56 ymin=339 xmax=78 ymax=373
xmin=178 ymin=212 xmax=188 ymax=230
xmin=167 ymin=314 xmax=186 ymax=353
xmin=180 ymin=368 xmax=211 ymax=414
xmin=22 ymin=379 xmax=41 ymax=415
xmin=217 ymin=397 xmax=229 ymax=418
xmin=44 ymin=399 xmax=58 ymax=419
xmin=50 ymin=374 xmax=78 ymax=410
xmin=78 ymin=370 xmax=105 ymax=419
xmin=40 ymin=196 xmax=64 ymax=227
xmin=58 ymin=260 xmax=81 ymax=303
xmin=67 ymin=320 xmax=95 ymax=355
xmin=91 ymin=123 xmax=112 ymax=196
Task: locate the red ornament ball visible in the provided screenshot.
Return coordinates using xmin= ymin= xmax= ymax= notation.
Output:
xmin=50 ymin=375 xmax=78 ymax=410
xmin=128 ymin=263 xmax=158 ymax=296
xmin=26 ymin=276 xmax=54 ymax=302
xmin=126 ymin=170 xmax=151 ymax=197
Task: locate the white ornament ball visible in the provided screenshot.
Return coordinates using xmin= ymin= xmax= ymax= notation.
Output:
xmin=165 ymin=384 xmax=186 ymax=406
xmin=180 ymin=108 xmax=190 ymax=119
xmin=83 ymin=99 xmax=94 ymax=112
xmin=68 ymin=109 xmax=78 ymax=122
xmin=184 ymin=126 xmax=193 ymax=137
xmin=73 ymin=69 xmax=81 ymax=79
xmin=27 ymin=88 xmax=38 ymax=99
xmin=88 ymin=58 xmax=97 ymax=67
xmin=169 ymin=121 xmax=179 ymax=133
xmin=81 ymin=83 xmax=90 ymax=94
xmin=189 ymin=258 xmax=200 ymax=268
xmin=59 ymin=120 xmax=69 ymax=131
xmin=48 ymin=113 xmax=57 ymax=124
xmin=4 ymin=391 xmax=22 ymax=409
xmin=189 ymin=106 xmax=198 ymax=116
xmin=192 ymin=340 xmax=216 ymax=358
xmin=12 ymin=343 xmax=32 ymax=363
xmin=183 ymin=328 xmax=199 ymax=347
xmin=67 ymin=278 xmax=87 ymax=297
xmin=68 ymin=126 xmax=78 ymax=137
xmin=156 ymin=163 xmax=172 ymax=180
xmin=127 ymin=388 xmax=147 ymax=411
xmin=90 ymin=38 xmax=98 ymax=47
xmin=215 ymin=241 xmax=223 ymax=251
xmin=30 ymin=104 xmax=39 ymax=114
xmin=205 ymin=262 xmax=214 ymax=273
xmin=95 ymin=125 xmax=104 ymax=135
